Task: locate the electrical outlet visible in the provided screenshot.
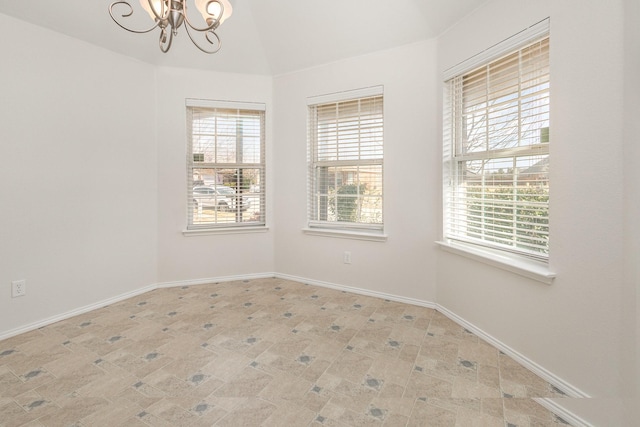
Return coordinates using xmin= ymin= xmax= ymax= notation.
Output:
xmin=12 ymin=280 xmax=26 ymax=298
xmin=343 ymin=251 xmax=352 ymax=264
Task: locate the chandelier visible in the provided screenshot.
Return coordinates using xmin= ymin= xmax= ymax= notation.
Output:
xmin=109 ymin=0 xmax=233 ymax=54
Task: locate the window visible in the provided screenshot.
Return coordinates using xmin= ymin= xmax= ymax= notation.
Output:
xmin=307 ymin=87 xmax=384 ymax=234
xmin=443 ymin=23 xmax=550 ymax=262
xmin=186 ymin=99 xmax=265 ymax=230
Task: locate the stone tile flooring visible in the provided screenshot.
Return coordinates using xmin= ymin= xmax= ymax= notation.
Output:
xmin=0 ymin=278 xmax=575 ymax=426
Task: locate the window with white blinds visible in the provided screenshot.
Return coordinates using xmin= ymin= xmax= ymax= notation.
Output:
xmin=186 ymin=99 xmax=265 ymax=230
xmin=307 ymin=87 xmax=384 ymax=231
xmin=443 ymin=31 xmax=550 ymax=261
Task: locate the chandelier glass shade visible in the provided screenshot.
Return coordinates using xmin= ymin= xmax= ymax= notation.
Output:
xmin=109 ymin=0 xmax=233 ymax=54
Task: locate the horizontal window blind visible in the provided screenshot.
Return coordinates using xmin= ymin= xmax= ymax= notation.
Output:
xmin=308 ymin=91 xmax=383 ymax=230
xmin=187 ymin=103 xmax=265 ymax=229
xmin=444 ymin=36 xmax=550 ymax=261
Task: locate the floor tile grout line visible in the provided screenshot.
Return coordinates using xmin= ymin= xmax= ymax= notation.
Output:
xmin=0 ymin=278 xmax=576 ymax=426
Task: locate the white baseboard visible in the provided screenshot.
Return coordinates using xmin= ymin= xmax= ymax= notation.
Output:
xmin=274 ymin=274 xmax=592 ymax=425
xmin=435 ymin=304 xmax=590 ymax=399
xmin=156 ymin=272 xmax=277 ymax=289
xmin=0 ymin=274 xmax=279 ymax=341
xmin=0 ymin=283 xmax=158 ymax=342
xmin=275 ymin=273 xmax=438 ymax=310
xmin=0 ymin=272 xmax=591 ymax=426
xmin=534 ymin=398 xmax=594 ymax=427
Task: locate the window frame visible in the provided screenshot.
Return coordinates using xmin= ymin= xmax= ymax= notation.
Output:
xmin=305 ymin=86 xmax=386 ymax=240
xmin=184 ymin=98 xmax=267 ymax=234
xmin=440 ymin=19 xmax=555 ymax=283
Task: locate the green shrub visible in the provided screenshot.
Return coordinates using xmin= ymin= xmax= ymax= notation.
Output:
xmin=331 ymin=184 xmax=366 ymax=222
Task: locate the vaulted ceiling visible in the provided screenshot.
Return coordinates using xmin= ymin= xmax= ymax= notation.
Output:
xmin=0 ymin=0 xmax=487 ymax=75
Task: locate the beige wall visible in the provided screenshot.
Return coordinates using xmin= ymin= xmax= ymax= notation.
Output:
xmin=437 ymin=0 xmax=629 ymax=423
xmin=1 ymin=1 xmax=636 ymax=424
xmin=0 ymin=14 xmax=158 ymax=333
xmin=623 ymin=0 xmax=640 ymax=423
xmin=273 ymin=39 xmax=440 ymax=303
xmin=154 ymin=66 xmax=274 ymax=283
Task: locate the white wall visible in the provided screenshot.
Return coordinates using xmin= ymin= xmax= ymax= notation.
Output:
xmin=0 ymin=14 xmax=158 ymax=334
xmin=0 ymin=15 xmax=275 ymax=336
xmin=436 ymin=0 xmax=628 ymax=422
xmin=155 ymin=66 xmax=274 ymax=283
xmin=272 ymin=40 xmax=440 ymax=302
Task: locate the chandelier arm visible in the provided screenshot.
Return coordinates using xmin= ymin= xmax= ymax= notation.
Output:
xmin=144 ymin=0 xmax=170 ymax=21
xmin=182 ymin=0 xmax=221 ymax=32
xmin=184 ymin=24 xmax=222 ymax=54
xmin=159 ymin=28 xmax=174 ymax=53
xmin=109 ymin=1 xmax=161 ymax=34
xmin=204 ymin=30 xmax=222 ymax=53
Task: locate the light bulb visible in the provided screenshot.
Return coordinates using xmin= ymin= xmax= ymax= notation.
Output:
xmin=139 ymin=0 xmax=167 ymax=21
xmin=195 ymin=0 xmax=233 ymax=25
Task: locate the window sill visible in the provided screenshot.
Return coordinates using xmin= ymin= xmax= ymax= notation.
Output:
xmin=183 ymin=226 xmax=269 ymax=236
xmin=436 ymin=240 xmax=555 ymax=285
xmin=303 ymin=227 xmax=388 ymax=242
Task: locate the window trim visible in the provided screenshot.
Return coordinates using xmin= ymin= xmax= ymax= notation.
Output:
xmin=306 ymin=86 xmax=384 ymax=107
xmin=441 ymin=19 xmax=552 ymax=269
xmin=443 ymin=18 xmax=550 ymax=81
xmin=185 ymin=98 xmax=267 ymax=233
xmin=436 ymin=240 xmax=555 ymax=284
xmin=182 ymin=226 xmax=269 ymax=236
xmin=302 ymin=227 xmax=388 ymax=242
xmin=306 ymin=86 xmax=385 ymax=237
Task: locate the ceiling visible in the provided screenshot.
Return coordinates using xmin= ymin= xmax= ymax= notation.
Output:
xmin=0 ymin=0 xmax=488 ymax=76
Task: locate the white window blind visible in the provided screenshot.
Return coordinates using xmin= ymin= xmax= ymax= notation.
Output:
xmin=186 ymin=100 xmax=265 ymax=229
xmin=443 ymin=35 xmax=550 ymax=261
xmin=307 ymin=89 xmax=384 ymax=231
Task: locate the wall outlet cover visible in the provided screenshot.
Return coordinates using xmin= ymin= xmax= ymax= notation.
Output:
xmin=12 ymin=280 xmax=26 ymax=298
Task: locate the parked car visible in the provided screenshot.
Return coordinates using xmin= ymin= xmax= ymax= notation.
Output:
xmin=192 ymin=185 xmax=250 ymax=211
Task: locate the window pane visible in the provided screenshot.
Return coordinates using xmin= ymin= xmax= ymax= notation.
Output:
xmin=455 ymin=154 xmax=549 ymax=255
xmin=192 ymin=135 xmax=215 ymax=163
xmin=312 ymin=164 xmax=382 ymax=224
xmin=187 ymin=104 xmax=265 ymax=229
xmin=214 ymin=135 xmax=234 ymax=163
xmin=445 ymin=35 xmax=549 ymax=260
xmin=316 ymin=96 xmax=383 ymax=163
xmin=190 ymin=167 xmax=264 ymax=226
xmin=309 ymin=93 xmax=383 ymax=229
xmin=241 ymin=135 xmax=261 ymax=164
xmin=460 ymin=39 xmax=549 ymax=156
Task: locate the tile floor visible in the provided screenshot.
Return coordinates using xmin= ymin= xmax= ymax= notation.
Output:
xmin=0 ymin=278 xmax=575 ymax=426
